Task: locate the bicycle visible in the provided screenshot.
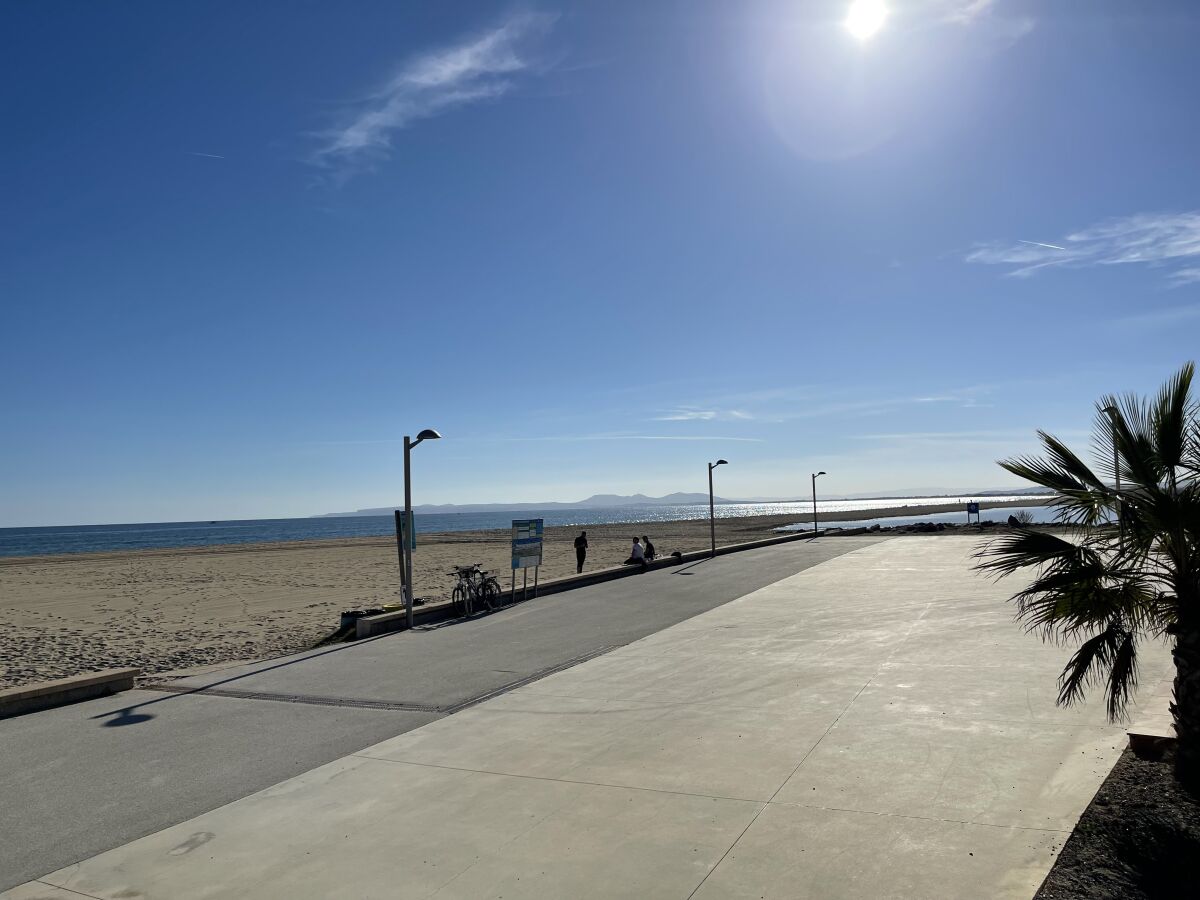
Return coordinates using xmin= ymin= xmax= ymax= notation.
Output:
xmin=449 ymin=564 xmax=503 ymax=615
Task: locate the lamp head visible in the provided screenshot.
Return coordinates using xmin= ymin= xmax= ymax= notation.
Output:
xmin=714 ymin=459 xmax=728 ymax=467
xmin=408 ymin=428 xmax=442 ymax=449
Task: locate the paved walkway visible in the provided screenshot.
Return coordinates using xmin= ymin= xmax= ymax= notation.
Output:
xmin=0 ymin=537 xmax=877 ymax=890
xmin=4 ymin=538 xmax=1172 ymax=899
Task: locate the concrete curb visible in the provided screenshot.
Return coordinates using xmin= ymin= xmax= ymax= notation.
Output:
xmin=0 ymin=668 xmax=139 ymax=719
xmin=354 ymin=528 xmax=842 ymax=638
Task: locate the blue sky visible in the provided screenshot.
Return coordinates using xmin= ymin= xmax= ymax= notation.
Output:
xmin=3 ymin=0 xmax=1199 ymax=526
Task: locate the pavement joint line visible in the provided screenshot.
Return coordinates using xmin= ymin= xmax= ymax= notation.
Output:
xmin=439 ymin=646 xmax=621 ymax=714
xmin=137 ymin=684 xmax=444 ymax=712
xmin=30 ymin=880 xmax=101 ymax=900
xmin=769 ymin=800 xmax=1074 ymax=834
xmin=135 ymin=645 xmax=623 ymax=715
xmin=685 ymin=600 xmax=939 ymax=900
xmin=345 ymin=756 xmax=774 ymax=806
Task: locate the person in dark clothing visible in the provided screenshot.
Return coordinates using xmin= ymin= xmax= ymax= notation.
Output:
xmin=641 ymin=535 xmax=656 ymax=562
xmin=624 ymin=536 xmax=648 ymax=570
xmin=574 ymin=530 xmax=588 ymax=574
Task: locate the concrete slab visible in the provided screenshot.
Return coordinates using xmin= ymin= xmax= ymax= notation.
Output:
xmin=359 ymin=690 xmax=838 ymax=800
xmin=32 ymin=755 xmax=762 ymax=900
xmin=6 ymin=537 xmax=1173 ymax=899
xmin=773 ymin=711 xmax=1126 ymax=830
xmin=689 ymin=803 xmax=1061 ymax=900
xmin=0 ymin=885 xmax=83 ymax=900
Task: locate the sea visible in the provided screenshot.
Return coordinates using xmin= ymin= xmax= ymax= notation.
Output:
xmin=0 ymin=495 xmax=1055 ymax=558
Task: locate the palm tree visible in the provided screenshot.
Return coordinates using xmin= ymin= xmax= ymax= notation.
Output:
xmin=975 ymin=363 xmax=1200 ymax=792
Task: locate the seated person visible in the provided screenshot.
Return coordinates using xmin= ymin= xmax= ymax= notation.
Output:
xmin=641 ymin=534 xmax=656 ymax=561
xmin=624 ymin=536 xmax=647 ymax=569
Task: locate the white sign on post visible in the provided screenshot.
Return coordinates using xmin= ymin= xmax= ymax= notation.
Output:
xmin=511 ymin=519 xmax=544 ymax=569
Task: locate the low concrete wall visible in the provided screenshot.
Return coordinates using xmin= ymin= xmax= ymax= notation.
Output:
xmin=354 ymin=528 xmax=837 ymax=639
xmin=0 ymin=668 xmax=139 ymax=719
xmin=355 ymin=603 xmax=454 ymax=639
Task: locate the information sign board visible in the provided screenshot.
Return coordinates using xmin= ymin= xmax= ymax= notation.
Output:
xmin=395 ymin=509 xmax=415 ymax=550
xmin=511 ymin=518 xmax=544 ymax=569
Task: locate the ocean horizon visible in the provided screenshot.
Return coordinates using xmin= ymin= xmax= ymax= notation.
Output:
xmin=0 ymin=495 xmax=1053 ymax=558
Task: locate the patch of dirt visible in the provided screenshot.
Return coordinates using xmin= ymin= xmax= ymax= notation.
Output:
xmin=1036 ymin=747 xmax=1200 ymax=899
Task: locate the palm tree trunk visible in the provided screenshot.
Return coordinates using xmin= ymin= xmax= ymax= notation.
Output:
xmin=1171 ymin=611 xmax=1200 ymax=794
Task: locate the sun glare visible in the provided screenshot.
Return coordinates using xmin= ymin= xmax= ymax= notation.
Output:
xmin=844 ymin=0 xmax=888 ymax=41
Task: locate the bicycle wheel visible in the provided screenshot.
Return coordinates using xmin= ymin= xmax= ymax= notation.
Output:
xmin=471 ymin=576 xmax=494 ymax=611
xmin=481 ymin=577 xmax=502 ymax=609
xmin=452 ymin=583 xmax=470 ymax=616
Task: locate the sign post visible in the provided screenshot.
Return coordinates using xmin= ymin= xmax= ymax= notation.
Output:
xmin=394 ymin=509 xmax=415 ymax=607
xmin=966 ymin=501 xmax=980 ymax=525
xmin=393 ymin=510 xmax=407 ymax=600
xmin=511 ymin=518 xmax=544 ymax=602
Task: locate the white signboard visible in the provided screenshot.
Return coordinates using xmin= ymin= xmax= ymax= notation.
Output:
xmin=511 ymin=519 xmax=544 ymax=569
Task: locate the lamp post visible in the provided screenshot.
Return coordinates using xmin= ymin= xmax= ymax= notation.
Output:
xmin=708 ymin=459 xmax=728 ymax=557
xmin=1102 ymin=406 xmax=1122 ymax=541
xmin=403 ymin=428 xmax=441 ymax=628
xmin=811 ymin=471 xmax=826 ymax=537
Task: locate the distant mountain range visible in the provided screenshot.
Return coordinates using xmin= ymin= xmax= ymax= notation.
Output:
xmin=313 ymin=487 xmax=1049 ymax=518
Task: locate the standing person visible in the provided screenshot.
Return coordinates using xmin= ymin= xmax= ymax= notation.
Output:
xmin=641 ymin=535 xmax=656 ymax=562
xmin=625 ymin=536 xmax=647 ymax=570
xmin=574 ymin=530 xmax=589 ymax=574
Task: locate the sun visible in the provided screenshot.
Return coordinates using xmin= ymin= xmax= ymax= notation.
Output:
xmin=844 ymin=0 xmax=888 ymax=41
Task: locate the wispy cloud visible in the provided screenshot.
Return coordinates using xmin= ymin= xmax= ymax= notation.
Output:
xmin=188 ymin=152 xmax=226 ymax=159
xmin=1017 ymin=239 xmax=1066 ymax=251
xmin=1169 ymin=267 xmax=1200 ymax=287
xmin=310 ymin=12 xmax=553 ymax=178
xmin=1115 ymin=304 xmax=1200 ymax=330
xmin=497 ymin=434 xmax=765 ymax=443
xmin=678 ymin=387 xmax=993 ymax=423
xmin=654 ymin=408 xmax=754 ymax=422
xmin=925 ymin=0 xmax=1034 ymax=43
xmin=941 ymin=0 xmax=996 ymax=24
xmin=967 ymin=211 xmax=1200 ymax=283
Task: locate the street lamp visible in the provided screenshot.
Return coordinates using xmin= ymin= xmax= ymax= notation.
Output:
xmin=811 ymin=471 xmax=826 ymax=537
xmin=708 ymin=459 xmax=728 ymax=557
xmin=403 ymin=428 xmax=441 ymax=628
xmin=1102 ymin=406 xmax=1122 ymax=541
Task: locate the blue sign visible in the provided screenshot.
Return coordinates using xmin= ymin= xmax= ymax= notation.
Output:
xmin=966 ymin=502 xmax=980 ymax=515
xmin=511 ymin=518 xmax=544 ymax=569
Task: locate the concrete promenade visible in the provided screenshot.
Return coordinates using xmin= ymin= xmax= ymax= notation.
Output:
xmin=4 ymin=538 xmax=1172 ymax=898
xmin=0 ymin=537 xmax=877 ymax=890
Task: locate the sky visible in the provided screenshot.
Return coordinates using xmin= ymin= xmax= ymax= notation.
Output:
xmin=3 ymin=0 xmax=1199 ymax=526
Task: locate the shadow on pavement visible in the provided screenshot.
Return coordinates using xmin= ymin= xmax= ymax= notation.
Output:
xmin=89 ymin=630 xmax=399 ymax=728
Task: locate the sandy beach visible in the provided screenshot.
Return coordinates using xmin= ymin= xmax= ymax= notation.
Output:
xmin=0 ymin=499 xmax=1043 ymax=689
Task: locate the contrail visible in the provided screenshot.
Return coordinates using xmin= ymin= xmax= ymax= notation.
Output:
xmin=1018 ymin=239 xmax=1067 ymax=251
xmin=188 ymin=152 xmax=226 ymax=159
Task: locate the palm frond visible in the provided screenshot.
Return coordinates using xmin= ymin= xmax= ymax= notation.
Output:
xmin=1106 ymin=627 xmax=1139 ymax=720
xmin=973 ymin=529 xmax=1086 ymax=578
xmin=1015 ymin=570 xmax=1160 ymax=636
xmin=1113 ymin=392 xmax=1164 ymax=490
xmin=999 ymin=454 xmax=1114 ymax=526
xmin=1039 ymin=431 xmax=1106 ymax=490
xmin=1153 ymin=362 xmax=1194 ymax=473
xmin=999 ymin=455 xmax=1087 ymax=496
xmin=1057 ymin=621 xmax=1138 ymax=720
